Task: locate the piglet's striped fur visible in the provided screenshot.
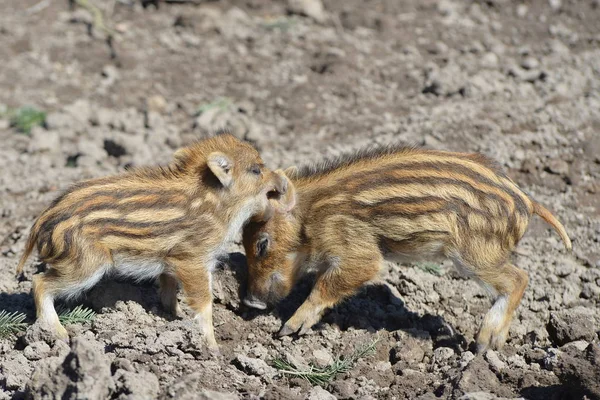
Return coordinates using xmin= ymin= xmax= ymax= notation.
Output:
xmin=18 ymin=134 xmax=288 ymax=350
xmin=243 ymin=145 xmax=571 ymax=352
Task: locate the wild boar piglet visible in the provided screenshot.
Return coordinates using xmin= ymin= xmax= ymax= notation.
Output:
xmin=243 ymin=145 xmax=572 ymax=352
xmin=17 ymin=133 xmax=289 ymax=350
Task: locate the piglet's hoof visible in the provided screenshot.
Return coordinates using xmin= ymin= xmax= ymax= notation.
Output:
xmin=278 ymin=325 xmax=296 ymax=337
xmin=475 ymin=342 xmax=488 ymax=354
xmin=208 ymin=346 xmax=221 ymax=357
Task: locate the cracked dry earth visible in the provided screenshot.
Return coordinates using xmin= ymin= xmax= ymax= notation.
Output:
xmin=0 ymin=0 xmax=599 ymax=399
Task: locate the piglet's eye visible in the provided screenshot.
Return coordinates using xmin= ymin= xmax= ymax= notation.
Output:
xmin=249 ymin=165 xmax=262 ymax=175
xmin=256 ymin=236 xmax=270 ymax=258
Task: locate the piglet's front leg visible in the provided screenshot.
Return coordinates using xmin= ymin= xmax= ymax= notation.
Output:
xmin=167 ymin=256 xmax=218 ymax=352
xmin=280 ymin=251 xmax=382 ymax=336
xmin=159 ymin=273 xmax=182 ymax=316
xmin=279 ymin=289 xmax=332 ymax=337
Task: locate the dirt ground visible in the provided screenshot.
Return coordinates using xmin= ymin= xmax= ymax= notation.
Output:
xmin=1 ymin=0 xmax=599 ymax=398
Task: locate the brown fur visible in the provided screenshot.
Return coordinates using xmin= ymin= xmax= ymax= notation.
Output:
xmin=17 ymin=133 xmax=287 ymax=350
xmin=242 ymin=144 xmax=571 ymax=352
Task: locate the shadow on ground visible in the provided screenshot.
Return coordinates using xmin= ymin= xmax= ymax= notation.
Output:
xmin=227 ymin=251 xmax=467 ymax=351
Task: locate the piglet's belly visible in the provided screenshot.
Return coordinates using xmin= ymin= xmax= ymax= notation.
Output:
xmin=112 ymin=255 xmax=166 ymax=282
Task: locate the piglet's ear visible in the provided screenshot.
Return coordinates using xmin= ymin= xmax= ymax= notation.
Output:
xmin=256 ymin=233 xmax=270 ymax=258
xmin=284 ymin=166 xmax=299 ymax=179
xmin=207 ymin=152 xmax=234 ymax=188
xmin=271 ymin=169 xmax=297 ymax=214
xmin=172 ymin=147 xmax=189 ymax=168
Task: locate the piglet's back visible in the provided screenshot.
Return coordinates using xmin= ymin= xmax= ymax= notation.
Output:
xmin=297 ymin=146 xmax=535 ymax=251
xmin=18 ymin=135 xmax=246 ymax=270
xmin=32 ymin=172 xmax=198 ymax=263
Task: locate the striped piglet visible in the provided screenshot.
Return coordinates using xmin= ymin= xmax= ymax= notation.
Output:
xmin=17 ymin=134 xmax=290 ymax=350
xmin=242 ymin=145 xmax=571 ymax=352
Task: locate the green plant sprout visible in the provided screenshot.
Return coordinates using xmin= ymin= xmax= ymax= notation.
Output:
xmin=272 ymin=337 xmax=379 ymax=386
xmin=0 ymin=310 xmax=27 ymax=338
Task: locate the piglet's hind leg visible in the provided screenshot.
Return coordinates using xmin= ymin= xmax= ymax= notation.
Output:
xmin=475 ymin=263 xmax=529 ymax=353
xmin=32 ymin=272 xmax=68 ymax=340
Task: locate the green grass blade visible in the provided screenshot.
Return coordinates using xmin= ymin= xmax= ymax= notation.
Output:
xmin=10 ymin=106 xmax=46 ymax=135
xmin=58 ymin=305 xmax=96 ymax=325
xmin=197 ymin=97 xmax=232 ymax=114
xmin=415 ymin=262 xmax=443 ymax=276
xmin=261 ymin=16 xmax=298 ymax=31
xmin=0 ymin=310 xmax=28 ymax=337
xmin=273 ymin=337 xmax=379 ymax=386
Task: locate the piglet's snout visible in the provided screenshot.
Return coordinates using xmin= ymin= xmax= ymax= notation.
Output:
xmin=243 ymin=294 xmax=267 ymax=310
xmin=271 ymin=173 xmax=288 ymax=197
